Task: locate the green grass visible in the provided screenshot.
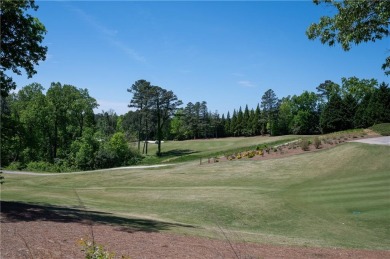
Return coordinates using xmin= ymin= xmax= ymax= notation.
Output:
xmin=138 ymin=135 xmax=301 ymax=164
xmin=319 ymin=128 xmax=366 ymax=139
xmin=1 ymin=142 xmax=389 ymax=250
xmin=370 ymin=123 xmax=390 ymax=136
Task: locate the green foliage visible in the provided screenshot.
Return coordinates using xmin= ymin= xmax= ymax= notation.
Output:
xmin=95 ymin=132 xmax=141 ymax=169
xmin=290 ymin=91 xmax=320 ymax=134
xmin=277 ymin=97 xmax=293 ymax=135
xmin=316 ymin=80 xmax=341 ymax=103
xmin=109 ymin=132 xmax=130 ymax=161
xmin=307 ymin=0 xmax=390 ymax=75
xmin=170 ymin=110 xmax=186 ymax=140
xmin=370 ymin=123 xmax=390 ymax=136
xmin=0 ymin=0 xmax=48 ymax=97
xmin=46 ymin=83 xmax=98 ymax=160
xmin=0 ymin=82 xmax=120 ymax=172
xmin=3 ymin=74 xmax=388 ymax=173
xmin=300 ymin=139 xmax=310 ymax=151
xmin=341 ymin=77 xmax=377 ymax=103
xmin=6 ymin=162 xmax=25 ymax=171
xmin=25 ymin=161 xmax=54 ymax=172
xmin=25 ymin=161 xmax=73 ymax=173
xmin=261 ymin=89 xmax=279 ymax=135
xmin=313 ymin=136 xmax=321 ymax=149
xmin=127 ymin=79 xmax=182 ymax=155
xmin=355 ymin=83 xmax=390 ymax=128
xmin=320 ymin=94 xmax=349 ymax=133
xmin=79 ymin=239 xmax=115 ymax=259
xmin=70 ymin=128 xmax=99 ymax=170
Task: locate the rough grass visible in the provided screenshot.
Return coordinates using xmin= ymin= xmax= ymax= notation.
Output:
xmin=1 ymin=142 xmax=389 ymax=250
xmin=370 ymin=123 xmax=390 ymax=136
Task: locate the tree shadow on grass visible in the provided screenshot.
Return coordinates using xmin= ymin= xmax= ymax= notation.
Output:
xmin=159 ymin=149 xmax=198 ymax=157
xmin=0 ymin=200 xmax=195 ymax=233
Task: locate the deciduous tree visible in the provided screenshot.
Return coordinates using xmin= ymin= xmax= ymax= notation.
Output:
xmin=0 ymin=0 xmax=48 ymax=97
xmin=307 ymin=0 xmax=390 ymax=75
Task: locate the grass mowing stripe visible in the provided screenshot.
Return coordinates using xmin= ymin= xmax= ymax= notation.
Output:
xmin=2 ymin=142 xmax=389 ymax=249
xmin=299 ymin=185 xmax=390 ymax=196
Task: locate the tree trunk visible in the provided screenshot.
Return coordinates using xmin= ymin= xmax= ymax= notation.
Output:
xmin=137 ymin=113 xmax=141 ymax=152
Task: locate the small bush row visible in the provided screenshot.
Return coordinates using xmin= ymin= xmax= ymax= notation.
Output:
xmin=226 ymin=149 xmax=264 ymax=161
xmin=7 ymin=160 xmax=76 ymax=173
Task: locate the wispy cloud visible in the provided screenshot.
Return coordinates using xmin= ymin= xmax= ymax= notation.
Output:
xmin=111 ymin=40 xmax=146 ymax=63
xmin=238 ymin=80 xmax=256 ymax=88
xmin=69 ymin=5 xmax=146 ymax=63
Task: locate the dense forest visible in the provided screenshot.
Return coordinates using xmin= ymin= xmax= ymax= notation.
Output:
xmin=1 ymin=77 xmax=389 ymax=172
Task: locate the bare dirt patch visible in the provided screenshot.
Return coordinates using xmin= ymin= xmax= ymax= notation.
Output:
xmin=1 ymin=201 xmax=389 ymax=259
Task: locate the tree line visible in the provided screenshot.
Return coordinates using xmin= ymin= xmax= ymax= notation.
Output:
xmin=2 ymin=77 xmax=389 ymax=171
xmin=166 ymin=77 xmax=390 ymax=140
xmin=1 ymin=83 xmax=141 ymax=171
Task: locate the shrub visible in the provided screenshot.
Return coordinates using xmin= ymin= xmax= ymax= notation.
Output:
xmin=248 ymin=151 xmax=256 ymax=158
xmin=370 ymin=123 xmax=390 ymax=136
xmin=313 ymin=137 xmax=321 ymax=149
xmin=6 ymin=161 xmax=25 ymax=171
xmin=26 ymin=161 xmax=54 ymax=172
xmin=300 ymin=139 xmax=310 ymax=151
xmin=79 ymin=238 xmax=115 ymax=259
xmin=277 ymin=146 xmax=284 ymax=154
xmin=256 ymin=150 xmax=264 ymax=156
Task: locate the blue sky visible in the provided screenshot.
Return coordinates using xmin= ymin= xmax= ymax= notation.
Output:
xmin=13 ymin=1 xmax=389 ymax=115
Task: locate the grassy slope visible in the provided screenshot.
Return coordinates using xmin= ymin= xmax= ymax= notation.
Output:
xmin=139 ymin=135 xmax=300 ymax=164
xmin=370 ymin=123 xmax=390 ymax=136
xmin=1 ymin=142 xmax=389 ymax=249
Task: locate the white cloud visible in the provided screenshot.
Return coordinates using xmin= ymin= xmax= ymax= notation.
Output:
xmin=238 ymin=80 xmax=256 ymax=88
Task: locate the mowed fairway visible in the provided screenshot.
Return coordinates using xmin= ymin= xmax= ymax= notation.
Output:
xmin=140 ymin=135 xmax=299 ymax=163
xmin=1 ymin=141 xmax=389 ymax=250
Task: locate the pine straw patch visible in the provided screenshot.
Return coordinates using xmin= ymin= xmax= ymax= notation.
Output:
xmin=1 ymin=201 xmax=389 ymax=259
xmin=212 ymin=131 xmax=381 ymax=164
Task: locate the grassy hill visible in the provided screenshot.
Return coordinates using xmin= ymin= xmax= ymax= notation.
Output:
xmin=1 ymin=139 xmax=389 ymax=249
xmin=370 ymin=123 xmax=390 ymax=136
xmin=139 ymin=135 xmax=302 ymax=164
